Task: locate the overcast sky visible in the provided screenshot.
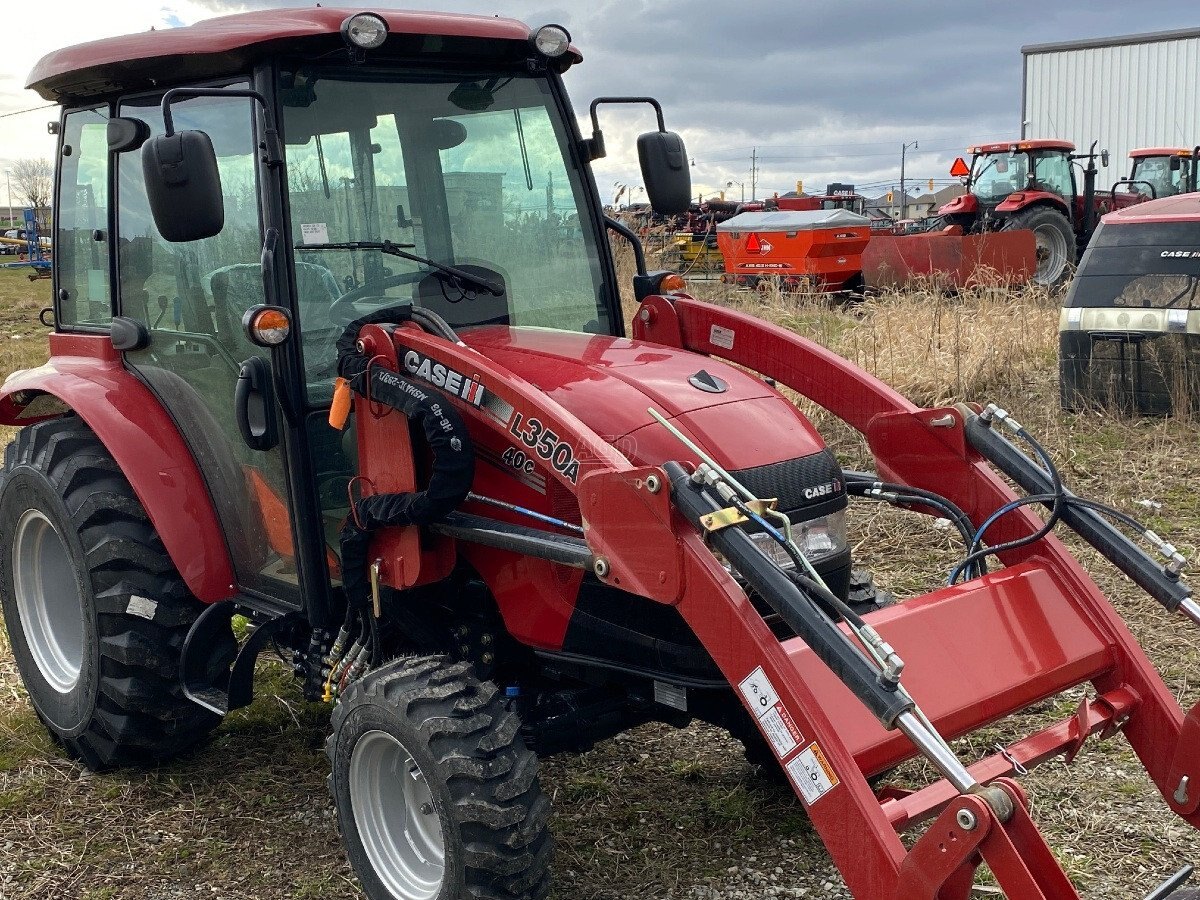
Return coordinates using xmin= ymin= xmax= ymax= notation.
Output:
xmin=2 ymin=1 xmax=1195 ymax=205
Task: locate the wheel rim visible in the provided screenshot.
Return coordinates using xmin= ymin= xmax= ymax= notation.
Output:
xmin=350 ymin=729 xmax=446 ymax=900
xmin=1033 ymin=222 xmax=1069 ymax=284
xmin=12 ymin=508 xmax=85 ymax=694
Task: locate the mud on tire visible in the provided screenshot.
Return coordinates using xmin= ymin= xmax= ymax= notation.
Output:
xmin=0 ymin=416 xmax=232 ymax=770
xmin=329 ymin=655 xmax=552 ymax=900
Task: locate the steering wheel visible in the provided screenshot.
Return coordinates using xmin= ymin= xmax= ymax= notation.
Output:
xmin=327 ymin=270 xmax=429 ymax=324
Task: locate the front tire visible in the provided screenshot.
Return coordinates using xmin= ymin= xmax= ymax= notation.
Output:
xmin=0 ymin=416 xmax=232 ymax=769
xmin=329 ymin=656 xmax=552 ymax=900
xmin=1003 ymin=206 xmax=1074 ymax=287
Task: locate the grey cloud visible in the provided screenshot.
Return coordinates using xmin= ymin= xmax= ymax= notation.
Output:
xmin=148 ymin=0 xmax=1200 ymax=194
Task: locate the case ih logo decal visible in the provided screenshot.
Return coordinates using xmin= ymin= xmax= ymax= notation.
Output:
xmin=1161 ymin=250 xmax=1200 ymax=258
xmin=803 ymin=479 xmax=843 ymax=501
xmin=404 ymin=350 xmax=484 ymax=405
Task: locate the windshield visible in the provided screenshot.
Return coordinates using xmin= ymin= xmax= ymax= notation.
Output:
xmin=1130 ymin=156 xmax=1192 ymax=197
xmin=970 ymin=152 xmax=1028 ymax=204
xmin=279 ymin=65 xmax=612 ymax=375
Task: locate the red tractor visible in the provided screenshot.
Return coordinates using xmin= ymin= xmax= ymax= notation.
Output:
xmin=6 ymin=9 xmax=1200 ymax=900
xmin=936 ymin=139 xmax=1143 ymax=286
xmin=1115 ymin=147 xmax=1200 ymax=199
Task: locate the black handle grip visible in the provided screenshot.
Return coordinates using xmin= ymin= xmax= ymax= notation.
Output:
xmin=234 ymin=356 xmax=278 ymax=452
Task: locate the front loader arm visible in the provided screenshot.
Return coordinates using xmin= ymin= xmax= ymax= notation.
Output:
xmin=351 ymin=310 xmax=1200 ymax=898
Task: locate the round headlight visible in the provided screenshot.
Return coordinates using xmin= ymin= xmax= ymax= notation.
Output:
xmin=341 ymin=13 xmax=388 ymax=50
xmin=532 ymin=24 xmax=571 ymax=58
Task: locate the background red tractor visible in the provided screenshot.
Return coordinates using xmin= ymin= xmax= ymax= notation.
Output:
xmin=1114 ymin=146 xmax=1200 ymax=199
xmin=936 ymin=139 xmax=1144 ymax=285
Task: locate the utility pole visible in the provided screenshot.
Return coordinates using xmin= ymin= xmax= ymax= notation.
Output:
xmin=4 ymin=169 xmax=10 ymax=229
xmin=750 ymin=147 xmax=758 ymax=201
xmin=899 ymin=140 xmax=918 ymax=219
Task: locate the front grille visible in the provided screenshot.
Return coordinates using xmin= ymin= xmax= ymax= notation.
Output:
xmin=730 ymin=449 xmax=844 ymax=513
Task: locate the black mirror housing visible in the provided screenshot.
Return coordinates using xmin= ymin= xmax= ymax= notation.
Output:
xmin=141 ymin=130 xmax=224 ymax=242
xmin=638 ymin=130 xmax=691 ymax=215
xmin=1170 ymin=156 xmax=1183 ymax=172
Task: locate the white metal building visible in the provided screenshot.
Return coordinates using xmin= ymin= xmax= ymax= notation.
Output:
xmin=1022 ymin=28 xmax=1200 ymax=189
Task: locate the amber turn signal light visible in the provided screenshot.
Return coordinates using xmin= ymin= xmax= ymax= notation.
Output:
xmin=242 ymin=305 xmax=292 ymax=347
xmin=660 ymin=273 xmax=687 ymax=293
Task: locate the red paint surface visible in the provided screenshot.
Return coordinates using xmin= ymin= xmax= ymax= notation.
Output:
xmin=863 ymin=229 xmax=1036 ymax=289
xmin=29 ymin=7 xmax=579 ymax=99
xmin=0 ymin=333 xmax=235 ymax=601
xmin=970 ymin=139 xmax=1075 ymax=154
xmin=994 ymin=189 xmax=1069 ymax=216
xmin=1102 ymin=191 xmax=1200 ymax=225
xmin=1130 ymin=147 xmax=1194 ymax=158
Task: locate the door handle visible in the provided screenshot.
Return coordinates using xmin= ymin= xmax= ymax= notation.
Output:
xmin=234 ymin=356 xmax=279 ymax=451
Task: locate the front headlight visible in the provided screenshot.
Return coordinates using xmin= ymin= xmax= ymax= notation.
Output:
xmin=791 ymin=508 xmax=849 ymax=565
xmin=719 ymin=508 xmax=849 ymax=574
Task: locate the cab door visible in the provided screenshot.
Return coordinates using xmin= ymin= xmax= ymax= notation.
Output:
xmin=113 ymin=88 xmax=303 ymax=603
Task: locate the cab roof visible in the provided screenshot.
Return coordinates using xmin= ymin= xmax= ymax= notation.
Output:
xmin=1102 ymin=192 xmax=1200 ymax=225
xmin=1130 ymin=147 xmax=1195 ymax=158
xmin=970 ymin=139 xmax=1075 ymax=154
xmin=28 ymin=7 xmax=581 ymax=102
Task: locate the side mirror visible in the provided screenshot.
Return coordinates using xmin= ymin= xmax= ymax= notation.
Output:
xmin=1101 ymin=149 xmax=1110 ymax=168
xmin=141 ymin=130 xmax=224 ymax=242
xmin=638 ymin=130 xmax=691 ymax=215
xmin=1170 ymin=156 xmax=1183 ymax=172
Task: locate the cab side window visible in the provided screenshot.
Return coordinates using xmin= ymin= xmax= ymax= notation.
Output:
xmin=56 ymin=107 xmax=110 ymax=327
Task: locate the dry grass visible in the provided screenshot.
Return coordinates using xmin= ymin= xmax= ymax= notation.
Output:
xmin=3 ymin=259 xmax=1200 ymax=897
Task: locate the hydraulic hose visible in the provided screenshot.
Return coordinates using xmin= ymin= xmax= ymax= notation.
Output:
xmin=667 ymin=461 xmax=913 ymax=728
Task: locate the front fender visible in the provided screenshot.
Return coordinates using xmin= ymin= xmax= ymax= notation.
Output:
xmin=0 ymin=333 xmax=236 ymax=602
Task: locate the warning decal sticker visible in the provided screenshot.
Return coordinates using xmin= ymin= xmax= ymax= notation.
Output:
xmin=738 ymin=666 xmax=779 ymax=717
xmin=786 ymin=742 xmax=840 ymax=805
xmin=709 ymin=324 xmax=735 ymax=350
xmin=739 ymin=667 xmax=805 ymax=760
xmin=760 ymin=706 xmax=801 ymax=757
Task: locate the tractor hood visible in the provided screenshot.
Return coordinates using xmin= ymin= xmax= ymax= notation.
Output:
xmin=462 ymin=327 xmax=828 ymax=471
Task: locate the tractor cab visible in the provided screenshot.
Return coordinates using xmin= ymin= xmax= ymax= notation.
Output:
xmin=36 ymin=9 xmax=702 ymax=612
xmin=935 ymin=139 xmax=1118 ymax=285
xmin=963 ymin=141 xmax=1077 ymax=206
xmin=1119 ymin=147 xmax=1199 ymax=199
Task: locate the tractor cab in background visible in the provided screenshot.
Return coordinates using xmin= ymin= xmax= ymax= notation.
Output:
xmin=936 ymin=139 xmax=1143 ymax=285
xmin=1115 ymin=147 xmax=1199 ymax=199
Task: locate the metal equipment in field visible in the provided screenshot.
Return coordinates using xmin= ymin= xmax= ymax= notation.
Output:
xmin=716 ymin=207 xmax=872 ymax=292
xmin=1061 ymin=192 xmax=1200 ymax=415
xmin=5 ymin=9 xmax=1200 ymax=900
xmin=933 ymin=139 xmax=1145 ymax=285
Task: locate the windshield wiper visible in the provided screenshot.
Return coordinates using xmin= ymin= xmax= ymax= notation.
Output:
xmin=295 ymin=239 xmax=504 ymax=296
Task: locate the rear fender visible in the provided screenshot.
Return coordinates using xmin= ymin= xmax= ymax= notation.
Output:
xmin=994 ymin=191 xmax=1070 ymax=218
xmin=0 ymin=333 xmax=236 ymax=601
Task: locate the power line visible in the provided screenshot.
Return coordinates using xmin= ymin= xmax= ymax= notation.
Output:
xmin=0 ymin=103 xmax=56 ymax=120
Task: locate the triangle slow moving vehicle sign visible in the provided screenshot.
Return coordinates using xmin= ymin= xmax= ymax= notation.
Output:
xmin=950 ymin=156 xmax=970 ymax=178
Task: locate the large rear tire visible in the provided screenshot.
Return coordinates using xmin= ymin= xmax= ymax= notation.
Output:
xmin=1003 ymin=206 xmax=1074 ymax=287
xmin=0 ymin=416 xmax=232 ymax=770
xmin=329 ymin=656 xmax=552 ymax=900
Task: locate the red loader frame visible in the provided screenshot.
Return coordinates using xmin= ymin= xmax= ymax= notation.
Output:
xmin=355 ymin=293 xmax=1200 ymax=899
